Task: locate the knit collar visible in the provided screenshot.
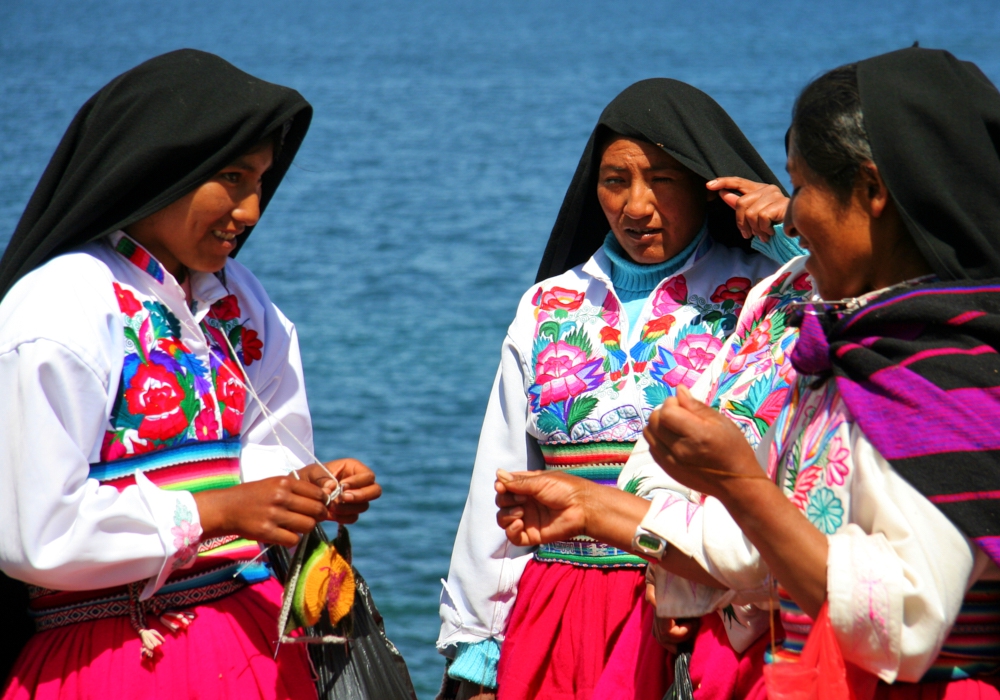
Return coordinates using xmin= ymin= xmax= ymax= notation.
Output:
xmin=602 ymin=224 xmax=707 ymax=296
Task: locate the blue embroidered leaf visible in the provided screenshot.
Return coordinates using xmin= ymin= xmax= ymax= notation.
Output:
xmin=115 ymin=403 xmax=144 ymax=431
xmin=148 ymin=349 xmax=181 ymax=375
xmin=143 ymin=300 xmax=181 ymax=339
xmin=566 ymin=395 xmax=598 ymax=431
xmin=536 ymin=408 xmax=566 ymax=436
xmin=643 ymin=384 xmax=673 ymax=409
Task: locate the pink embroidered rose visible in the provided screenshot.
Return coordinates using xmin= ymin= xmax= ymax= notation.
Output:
xmin=216 ymin=359 xmax=247 ymax=435
xmin=241 ymin=328 xmax=263 ymax=365
xmin=171 ymin=519 xmax=202 ymax=568
xmin=663 ymin=333 xmax=723 ymax=388
xmin=100 ymin=431 xmax=128 ymax=462
xmin=125 ymin=362 xmax=189 ymax=441
xmin=755 ymin=387 xmax=788 ymax=424
xmin=651 ymin=276 xmax=688 ymax=315
xmin=113 ymin=282 xmax=142 ymax=316
xmin=710 ymin=277 xmax=752 ymax=305
xmin=210 ymin=294 xmax=241 ymax=321
xmin=728 ymin=319 xmax=772 ymax=374
xmin=194 ymin=408 xmax=220 ymax=440
xmin=825 ymin=436 xmax=851 ymax=486
xmin=602 ymin=292 xmax=620 ymax=326
xmin=539 ymin=287 xmax=586 ymax=312
xmin=534 ymin=341 xmax=604 ymax=406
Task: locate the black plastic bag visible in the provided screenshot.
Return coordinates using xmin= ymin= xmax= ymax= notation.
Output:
xmin=269 ymin=526 xmax=417 ymax=700
xmin=663 ymin=650 xmax=694 ymax=700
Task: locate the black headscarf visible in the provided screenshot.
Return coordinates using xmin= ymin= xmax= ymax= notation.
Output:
xmin=857 ymin=47 xmax=1000 ymax=281
xmin=535 ymin=78 xmax=785 ymax=282
xmin=0 ymin=48 xmax=312 ymax=300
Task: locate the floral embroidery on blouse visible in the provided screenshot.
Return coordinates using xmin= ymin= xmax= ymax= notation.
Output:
xmin=526 ymin=270 xmax=753 ymax=442
xmin=100 ymin=283 xmax=250 ymax=461
xmin=170 ymin=500 xmax=202 ymax=570
xmin=707 ymin=268 xmax=812 ymax=448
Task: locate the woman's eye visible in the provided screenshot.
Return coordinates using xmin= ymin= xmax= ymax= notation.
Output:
xmin=219 ymin=172 xmax=241 ymax=184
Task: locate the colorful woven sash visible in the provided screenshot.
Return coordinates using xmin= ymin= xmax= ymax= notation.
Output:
xmin=775 ymin=581 xmax=1000 ymax=680
xmin=29 ymin=438 xmax=269 ymax=631
xmin=534 ymin=441 xmax=646 ymax=568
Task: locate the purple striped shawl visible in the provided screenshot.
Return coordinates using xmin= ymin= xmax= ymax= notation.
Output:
xmin=790 ymin=282 xmax=1000 ymax=566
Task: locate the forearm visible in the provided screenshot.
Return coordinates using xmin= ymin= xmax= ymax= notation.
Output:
xmin=717 ymin=476 xmax=828 ymax=617
xmin=582 ymin=485 xmax=724 ymax=589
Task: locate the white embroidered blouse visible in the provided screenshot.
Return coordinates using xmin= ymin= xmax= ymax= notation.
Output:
xmin=0 ymin=232 xmax=314 ymax=597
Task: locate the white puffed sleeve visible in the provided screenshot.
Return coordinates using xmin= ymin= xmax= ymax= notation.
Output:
xmin=0 ymin=258 xmax=200 ymax=597
xmin=826 ymin=427 xmax=998 ymax=683
xmin=437 ymin=334 xmax=542 ymax=652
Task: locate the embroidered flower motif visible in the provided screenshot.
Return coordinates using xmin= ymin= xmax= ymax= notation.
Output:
xmin=755 ymin=387 xmax=789 ymax=425
xmin=824 ymin=436 xmax=851 ymax=486
xmin=710 ymin=277 xmax=752 ymax=305
xmin=210 ymin=294 xmax=241 ymax=321
xmin=600 ymin=326 xmax=621 ymax=344
xmin=538 ymin=287 xmax=586 ymax=312
xmin=792 ymin=273 xmax=812 ymax=291
xmin=216 ymin=359 xmax=246 ymax=436
xmin=124 ymin=362 xmax=190 ymax=441
xmin=113 ymin=282 xmax=142 ymax=316
xmin=171 ymin=501 xmax=202 ymax=570
xmin=101 ymin=431 xmax=129 ymax=462
xmin=662 ymin=333 xmax=723 ymax=388
xmin=651 ymin=276 xmax=688 ymax=315
xmin=240 ymin=328 xmax=263 ymax=365
xmin=194 ymin=408 xmax=220 ymax=440
xmin=728 ymin=319 xmax=772 ymax=374
xmin=534 ymin=341 xmax=605 ymax=407
xmin=602 ymin=292 xmax=621 ymax=327
xmin=806 ymin=487 xmax=844 ymax=534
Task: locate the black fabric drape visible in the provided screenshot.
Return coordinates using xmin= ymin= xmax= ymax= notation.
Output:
xmin=857 ymin=47 xmax=1000 ymax=281
xmin=0 ymin=48 xmax=313 ymax=300
xmin=535 ymin=78 xmax=785 ymax=282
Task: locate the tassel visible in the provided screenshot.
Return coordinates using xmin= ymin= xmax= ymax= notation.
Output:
xmin=138 ymin=628 xmax=165 ymax=659
xmin=160 ymin=610 xmax=196 ymax=632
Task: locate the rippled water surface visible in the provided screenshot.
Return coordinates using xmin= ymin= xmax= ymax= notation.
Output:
xmin=2 ymin=1 xmax=998 ymax=695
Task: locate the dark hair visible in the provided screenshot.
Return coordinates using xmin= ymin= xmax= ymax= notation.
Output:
xmin=791 ymin=64 xmax=874 ymax=201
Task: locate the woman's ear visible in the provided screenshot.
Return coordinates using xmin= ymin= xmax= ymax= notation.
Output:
xmin=859 ymin=162 xmax=891 ymax=218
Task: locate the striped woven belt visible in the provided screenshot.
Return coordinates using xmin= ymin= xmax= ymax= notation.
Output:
xmin=29 ymin=438 xmax=269 ymax=632
xmin=775 ymin=581 xmax=1000 ymax=680
xmin=534 ymin=441 xmax=646 ymax=569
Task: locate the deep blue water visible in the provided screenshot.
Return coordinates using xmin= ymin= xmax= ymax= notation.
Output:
xmin=1 ymin=1 xmax=999 ymax=695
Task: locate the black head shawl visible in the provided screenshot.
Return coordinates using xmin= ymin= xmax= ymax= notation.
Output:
xmin=0 ymin=49 xmax=313 ymax=300
xmin=857 ymin=47 xmax=1000 ymax=281
xmin=535 ymin=78 xmax=785 ymax=282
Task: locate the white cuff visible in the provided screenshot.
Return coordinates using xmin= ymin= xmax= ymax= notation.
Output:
xmin=827 ymin=524 xmax=903 ymax=683
xmin=135 ymin=471 xmax=202 ymax=599
xmin=241 ymin=443 xmax=305 ymax=482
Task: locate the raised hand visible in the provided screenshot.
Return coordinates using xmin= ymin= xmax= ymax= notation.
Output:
xmin=707 ymin=177 xmax=789 ymax=242
xmin=193 ymin=474 xmax=330 ymax=547
xmin=494 ymin=470 xmax=592 ymax=546
xmin=644 ymin=385 xmax=765 ymax=498
xmin=314 ymin=458 xmax=382 ymax=524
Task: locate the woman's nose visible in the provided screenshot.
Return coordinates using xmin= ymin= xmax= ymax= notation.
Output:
xmin=623 ymin=181 xmax=655 ymax=220
xmin=232 ymin=191 xmax=261 ymax=227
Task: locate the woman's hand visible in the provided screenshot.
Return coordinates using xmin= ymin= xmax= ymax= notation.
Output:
xmin=644 ymin=386 xmax=764 ymax=499
xmin=312 ymin=458 xmax=382 ymax=524
xmin=494 ymin=470 xmax=594 ymax=546
xmin=707 ymin=177 xmax=788 ymax=242
xmin=645 ymin=567 xmax=700 ymax=651
xmin=193 ymin=475 xmax=329 ymax=547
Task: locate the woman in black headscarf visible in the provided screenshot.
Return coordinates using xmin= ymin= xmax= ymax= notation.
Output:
xmin=438 ymin=78 xmax=800 ymax=700
xmin=0 ymin=50 xmax=380 ymax=699
xmin=500 ymin=48 xmax=1000 ymax=697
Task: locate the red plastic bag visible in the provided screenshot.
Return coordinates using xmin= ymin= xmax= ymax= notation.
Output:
xmin=764 ymin=603 xmax=877 ymax=700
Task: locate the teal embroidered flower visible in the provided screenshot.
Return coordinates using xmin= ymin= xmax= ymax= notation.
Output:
xmin=806 ymin=487 xmax=844 ymax=534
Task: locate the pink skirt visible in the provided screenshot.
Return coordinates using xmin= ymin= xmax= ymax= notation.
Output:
xmin=496 ymin=559 xmax=670 ymax=700
xmin=2 ymin=578 xmax=317 ymax=700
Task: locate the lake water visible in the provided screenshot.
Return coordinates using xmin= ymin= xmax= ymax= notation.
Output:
xmin=2 ymin=1 xmax=999 ymax=695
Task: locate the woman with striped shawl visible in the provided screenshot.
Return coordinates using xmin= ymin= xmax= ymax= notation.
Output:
xmin=497 ymin=47 xmax=1000 ymax=697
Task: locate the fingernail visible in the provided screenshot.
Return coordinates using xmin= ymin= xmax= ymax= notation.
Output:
xmin=497 ymin=469 xmax=512 ymax=481
xmin=707 ymin=179 xmax=717 ymax=186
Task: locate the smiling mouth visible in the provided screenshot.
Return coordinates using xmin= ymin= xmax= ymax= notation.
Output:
xmin=212 ymin=230 xmax=239 ymax=242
